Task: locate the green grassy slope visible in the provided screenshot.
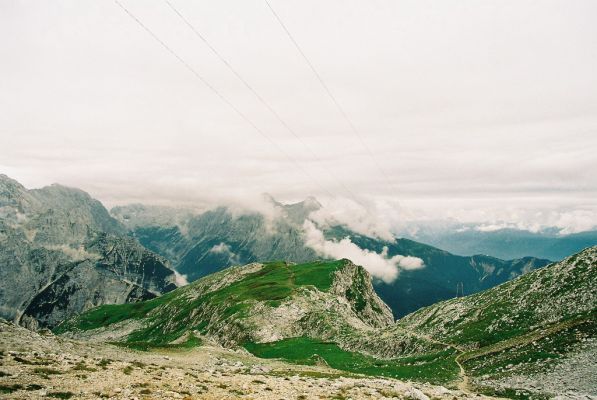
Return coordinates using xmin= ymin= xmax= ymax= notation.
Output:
xmin=245 ymin=337 xmax=459 ymax=383
xmin=56 ymin=259 xmax=400 ymax=350
xmin=395 ymin=246 xmax=597 ymax=397
xmin=397 ymin=247 xmax=596 ymax=347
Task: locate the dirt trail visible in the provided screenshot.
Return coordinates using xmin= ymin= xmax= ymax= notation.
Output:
xmin=394 ymin=326 xmax=471 ymax=393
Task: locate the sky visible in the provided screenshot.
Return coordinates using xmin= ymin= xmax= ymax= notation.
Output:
xmin=1 ymin=0 xmax=596 ymax=234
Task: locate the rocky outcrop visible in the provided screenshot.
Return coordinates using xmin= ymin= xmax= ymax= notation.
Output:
xmin=330 ymin=260 xmax=394 ymax=329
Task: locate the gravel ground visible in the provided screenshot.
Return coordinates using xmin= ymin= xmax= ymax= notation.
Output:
xmin=0 ymin=320 xmax=495 ymax=400
xmin=478 ymin=337 xmax=597 ymax=400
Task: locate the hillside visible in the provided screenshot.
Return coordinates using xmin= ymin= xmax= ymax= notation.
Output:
xmin=325 ymin=226 xmax=552 ymax=317
xmin=57 ymin=259 xmax=390 ymax=346
xmin=396 ymin=246 xmax=597 ymax=398
xmin=57 ymin=247 xmax=597 ymax=399
xmin=57 ymin=259 xmax=459 ymax=383
xmin=113 ymin=201 xmax=551 ymax=317
xmin=0 ymin=175 xmax=180 ymax=329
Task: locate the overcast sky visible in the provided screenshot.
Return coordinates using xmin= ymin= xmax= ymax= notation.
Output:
xmin=1 ymin=0 xmax=596 ymax=232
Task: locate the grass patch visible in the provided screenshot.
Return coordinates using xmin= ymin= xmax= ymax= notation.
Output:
xmin=33 ymin=367 xmax=62 ymax=378
xmin=48 ymin=392 xmax=75 ymax=399
xmin=0 ymin=384 xmax=23 ymax=394
xmin=464 ymin=315 xmax=596 ymax=384
xmin=53 ymin=292 xmax=176 ymax=334
xmin=72 ymin=361 xmax=97 ymax=372
xmin=97 ymin=358 xmax=112 ymax=368
xmin=244 ymin=337 xmax=459 ymax=383
xmin=290 ymin=260 xmax=345 ymax=291
xmin=117 ymin=333 xmax=203 ymax=351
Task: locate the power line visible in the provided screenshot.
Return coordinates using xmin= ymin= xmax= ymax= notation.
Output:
xmin=263 ymin=0 xmax=394 ymax=189
xmin=164 ymin=0 xmax=366 ymax=205
xmin=113 ymin=0 xmax=335 ymax=198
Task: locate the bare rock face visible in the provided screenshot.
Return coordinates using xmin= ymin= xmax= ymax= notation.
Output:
xmin=0 ymin=175 xmax=179 ymax=329
xmin=330 ymin=259 xmax=394 ymax=329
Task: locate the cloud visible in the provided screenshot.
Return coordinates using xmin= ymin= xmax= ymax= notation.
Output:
xmin=174 ymin=271 xmax=188 ymax=286
xmin=302 ymin=220 xmax=423 ymax=283
xmin=308 ymin=197 xmax=395 ymax=242
xmin=208 ymin=242 xmax=242 ymax=264
xmin=467 ymin=209 xmax=597 ymax=235
xmin=209 ymin=242 xmax=232 ymax=254
xmin=393 ymin=197 xmax=597 ymax=236
xmin=474 ymin=223 xmax=515 ymax=233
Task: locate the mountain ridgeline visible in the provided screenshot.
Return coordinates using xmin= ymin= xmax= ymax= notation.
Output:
xmin=58 ymin=247 xmax=597 ymax=398
xmin=0 ymin=175 xmax=555 ymax=328
xmin=0 ymin=175 xmax=180 ymax=329
xmin=113 ymin=201 xmax=551 ymax=318
xmin=402 ymin=223 xmax=597 ymax=261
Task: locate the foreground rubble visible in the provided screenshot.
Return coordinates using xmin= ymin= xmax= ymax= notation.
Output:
xmin=0 ymin=320 xmax=493 ymax=399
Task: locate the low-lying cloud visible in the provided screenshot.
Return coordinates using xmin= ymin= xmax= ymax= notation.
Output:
xmin=208 ymin=242 xmax=241 ymax=265
xmin=174 ymin=271 xmax=188 ymax=286
xmin=209 ymin=242 xmax=233 ymax=254
xmin=308 ymin=197 xmax=395 ymax=242
xmin=303 ymin=220 xmax=424 ymax=283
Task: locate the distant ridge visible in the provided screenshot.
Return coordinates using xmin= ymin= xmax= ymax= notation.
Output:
xmin=113 ymin=200 xmax=552 ymax=317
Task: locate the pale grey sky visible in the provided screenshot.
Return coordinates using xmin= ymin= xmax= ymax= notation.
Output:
xmin=1 ymin=0 xmax=596 ymax=232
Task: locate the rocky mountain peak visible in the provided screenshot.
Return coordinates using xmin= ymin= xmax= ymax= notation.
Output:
xmin=0 ymin=175 xmax=179 ymax=330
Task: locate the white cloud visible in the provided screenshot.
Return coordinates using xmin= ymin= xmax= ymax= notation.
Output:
xmin=474 ymin=223 xmax=515 ymax=233
xmin=393 ymin=197 xmax=597 ymax=236
xmin=174 ymin=271 xmax=188 ymax=286
xmin=466 ymin=209 xmax=597 ymax=235
xmin=208 ymin=241 xmax=242 ymax=264
xmin=308 ymin=197 xmax=395 ymax=242
xmin=209 ymin=242 xmax=232 ymax=254
xmin=302 ymin=220 xmax=423 ymax=283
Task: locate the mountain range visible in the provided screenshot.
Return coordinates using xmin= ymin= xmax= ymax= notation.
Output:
xmin=0 ymin=175 xmax=180 ymax=329
xmin=113 ymin=200 xmax=551 ymax=318
xmin=398 ymin=221 xmax=597 ymax=261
